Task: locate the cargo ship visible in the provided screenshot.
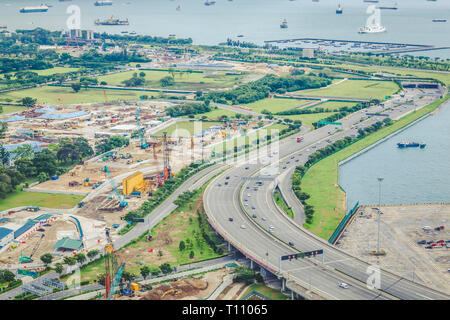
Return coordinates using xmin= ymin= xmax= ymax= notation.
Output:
xmin=204 ymin=1 xmax=216 ymax=5
xmin=358 ymin=24 xmax=386 ymax=33
xmin=432 ymin=19 xmax=447 ymax=22
xmin=397 ymin=141 xmax=426 ymax=149
xmin=280 ymin=19 xmax=288 ymax=29
xmin=377 ymin=2 xmax=398 ymax=10
xmin=336 ymin=4 xmax=343 ymax=14
xmin=19 ymin=5 xmax=49 ymax=13
xmin=95 ymin=1 xmax=113 ymax=6
xmin=364 ymin=0 xmax=379 ymax=2
xmin=95 ymin=16 xmax=129 ymax=25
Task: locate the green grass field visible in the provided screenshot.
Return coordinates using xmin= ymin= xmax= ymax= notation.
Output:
xmin=97 ymin=69 xmax=243 ymax=90
xmin=280 ymin=112 xmax=338 ymax=130
xmin=241 ymin=283 xmax=289 ymax=300
xmin=244 ymin=98 xmax=305 ymax=114
xmin=0 ymin=105 xmax=27 ymax=115
xmin=301 ymin=95 xmax=450 ymax=240
xmin=5 ymin=67 xmax=79 ymax=78
xmin=294 ymin=80 xmax=399 ymax=100
xmin=156 ymin=120 xmax=223 ymax=136
xmin=0 ymin=190 xmax=84 ymax=212
xmin=0 ymin=86 xmax=161 ymax=105
xmin=192 ymin=108 xmax=243 ymax=120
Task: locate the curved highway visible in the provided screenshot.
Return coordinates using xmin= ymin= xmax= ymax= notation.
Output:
xmin=204 ymin=88 xmax=450 ymax=300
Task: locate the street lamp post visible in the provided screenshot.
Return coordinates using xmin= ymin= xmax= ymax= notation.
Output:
xmin=377 ymin=177 xmax=384 ymax=253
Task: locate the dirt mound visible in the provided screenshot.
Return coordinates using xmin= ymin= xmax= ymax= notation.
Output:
xmin=140 ymin=277 xmax=208 ymax=300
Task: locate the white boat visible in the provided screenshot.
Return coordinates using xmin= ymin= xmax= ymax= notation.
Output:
xmin=358 ymin=24 xmax=386 ymax=34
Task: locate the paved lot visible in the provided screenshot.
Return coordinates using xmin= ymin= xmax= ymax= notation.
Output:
xmin=337 ymin=204 xmax=450 ymax=294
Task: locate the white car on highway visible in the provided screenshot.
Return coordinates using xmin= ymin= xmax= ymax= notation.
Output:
xmin=339 ymin=282 xmax=349 ymax=289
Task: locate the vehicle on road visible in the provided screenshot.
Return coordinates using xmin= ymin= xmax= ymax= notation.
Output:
xmin=339 ymin=282 xmax=349 ymax=289
xmin=262 ymin=217 xmax=267 ymax=221
xmin=252 ymin=214 xmax=257 ymax=218
xmin=228 ymin=217 xmax=233 ymax=222
xmin=240 ymin=224 xmax=246 ymax=229
xmin=417 ymin=240 xmax=426 ymax=245
xmin=289 ymin=241 xmax=294 ymax=246
xmin=425 ymin=245 xmax=433 ymax=249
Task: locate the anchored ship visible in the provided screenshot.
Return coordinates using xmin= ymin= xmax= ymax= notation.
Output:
xmin=95 ymin=16 xmax=129 ymax=25
xmin=19 ymin=5 xmax=49 ymax=13
xmin=397 ymin=141 xmax=426 ymax=149
xmin=432 ymin=19 xmax=447 ymax=22
xmin=377 ymin=2 xmax=398 ymax=10
xmin=336 ymin=4 xmax=343 ymax=14
xmin=280 ymin=19 xmax=288 ymax=28
xmin=358 ymin=24 xmax=386 ymax=34
xmin=204 ymin=1 xmax=216 ymax=5
xmin=95 ymin=1 xmax=113 ymax=6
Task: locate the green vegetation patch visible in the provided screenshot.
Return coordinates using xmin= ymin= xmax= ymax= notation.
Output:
xmin=0 ymin=86 xmax=161 ymax=105
xmin=244 ymin=98 xmax=305 ymax=114
xmin=280 ymin=112 xmax=338 ymax=130
xmin=97 ymin=69 xmax=243 ymax=90
xmin=0 ymin=190 xmax=84 ymax=212
xmin=294 ymin=80 xmax=399 ymax=100
xmin=241 ymin=283 xmax=289 ymax=300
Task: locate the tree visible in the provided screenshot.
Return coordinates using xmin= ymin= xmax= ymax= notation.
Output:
xmin=33 ymin=149 xmax=57 ymax=176
xmin=63 ymin=256 xmax=77 ymax=266
xmin=179 ymin=240 xmax=186 ymax=251
xmin=157 ymin=250 xmax=163 ymax=258
xmin=0 ymin=122 xmax=7 ymax=139
xmin=87 ymin=250 xmax=100 ymax=259
xmin=21 ymin=97 xmax=37 ymax=107
xmin=40 ymin=253 xmax=53 ymax=265
xmin=0 ymin=270 xmax=15 ymax=283
xmin=71 ymin=82 xmax=81 ymax=93
xmin=13 ymin=158 xmax=36 ymax=178
xmin=189 ymin=250 xmax=194 ymax=259
xmin=0 ymin=145 xmax=10 ymax=167
xmin=140 ymin=266 xmax=150 ymax=279
xmin=37 ymin=171 xmax=50 ymax=183
xmin=55 ymin=263 xmax=64 ymax=275
xmin=159 ymin=76 xmax=174 ymax=87
xmin=75 ymin=253 xmax=86 ymax=264
xmin=159 ymin=263 xmax=172 ymax=274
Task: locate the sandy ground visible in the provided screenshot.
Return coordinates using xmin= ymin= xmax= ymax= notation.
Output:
xmin=337 ymin=204 xmax=450 ymax=294
xmin=217 ymin=282 xmax=248 ymax=300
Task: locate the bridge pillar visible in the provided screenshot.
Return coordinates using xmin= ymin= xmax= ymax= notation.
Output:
xmin=281 ymin=278 xmax=286 ymax=292
xmin=227 ymin=241 xmax=231 ymax=252
xmin=250 ymin=259 xmax=254 ymax=269
xmin=291 ymin=290 xmax=294 ymax=300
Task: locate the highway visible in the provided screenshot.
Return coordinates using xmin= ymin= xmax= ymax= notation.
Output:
xmin=204 ymin=87 xmax=450 ymax=300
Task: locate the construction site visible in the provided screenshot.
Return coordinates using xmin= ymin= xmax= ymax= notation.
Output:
xmin=337 ymin=203 xmax=450 ymax=295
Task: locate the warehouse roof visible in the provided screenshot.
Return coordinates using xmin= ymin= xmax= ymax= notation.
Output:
xmin=53 ymin=237 xmax=83 ymax=250
xmin=33 ymin=214 xmax=53 ymax=221
xmin=13 ymin=219 xmax=38 ymax=239
xmin=0 ymin=227 xmax=13 ymax=240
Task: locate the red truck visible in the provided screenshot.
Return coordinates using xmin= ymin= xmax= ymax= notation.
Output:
xmin=296 ymin=137 xmax=303 ymax=143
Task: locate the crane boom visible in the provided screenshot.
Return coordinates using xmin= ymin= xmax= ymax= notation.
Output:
xmin=104 ymin=165 xmax=128 ymax=207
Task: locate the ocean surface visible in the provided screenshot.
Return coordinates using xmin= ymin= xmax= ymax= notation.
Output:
xmin=0 ymin=0 xmax=449 ymax=58
xmin=339 ymin=100 xmax=450 ymax=209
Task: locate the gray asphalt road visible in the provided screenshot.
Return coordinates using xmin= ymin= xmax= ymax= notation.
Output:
xmin=204 ymin=87 xmax=450 ymax=300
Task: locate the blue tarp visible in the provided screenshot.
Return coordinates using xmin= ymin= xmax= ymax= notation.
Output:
xmin=0 ymin=115 xmax=25 ymax=122
xmin=13 ymin=220 xmax=37 ymax=239
xmin=35 ymin=107 xmax=55 ymax=113
xmin=40 ymin=110 xmax=88 ymax=120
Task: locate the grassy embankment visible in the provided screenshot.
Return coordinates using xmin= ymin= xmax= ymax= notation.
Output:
xmin=300 ymin=95 xmax=450 ymax=240
xmin=240 ymin=283 xmax=289 ymax=300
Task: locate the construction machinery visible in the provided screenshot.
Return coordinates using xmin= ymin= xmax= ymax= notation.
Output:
xmin=19 ymin=234 xmax=45 ymax=263
xmin=104 ymin=228 xmax=125 ymax=299
xmin=122 ymin=281 xmax=141 ymax=297
xmin=104 ymin=165 xmax=128 ymax=208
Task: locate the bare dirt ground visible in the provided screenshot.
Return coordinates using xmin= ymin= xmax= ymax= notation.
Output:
xmin=0 ymin=219 xmax=77 ymax=265
xmin=337 ymin=204 xmax=450 ymax=294
xmin=132 ymin=268 xmax=228 ymax=300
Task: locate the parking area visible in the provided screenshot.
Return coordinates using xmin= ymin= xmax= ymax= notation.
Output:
xmin=337 ymin=203 xmax=450 ymax=294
